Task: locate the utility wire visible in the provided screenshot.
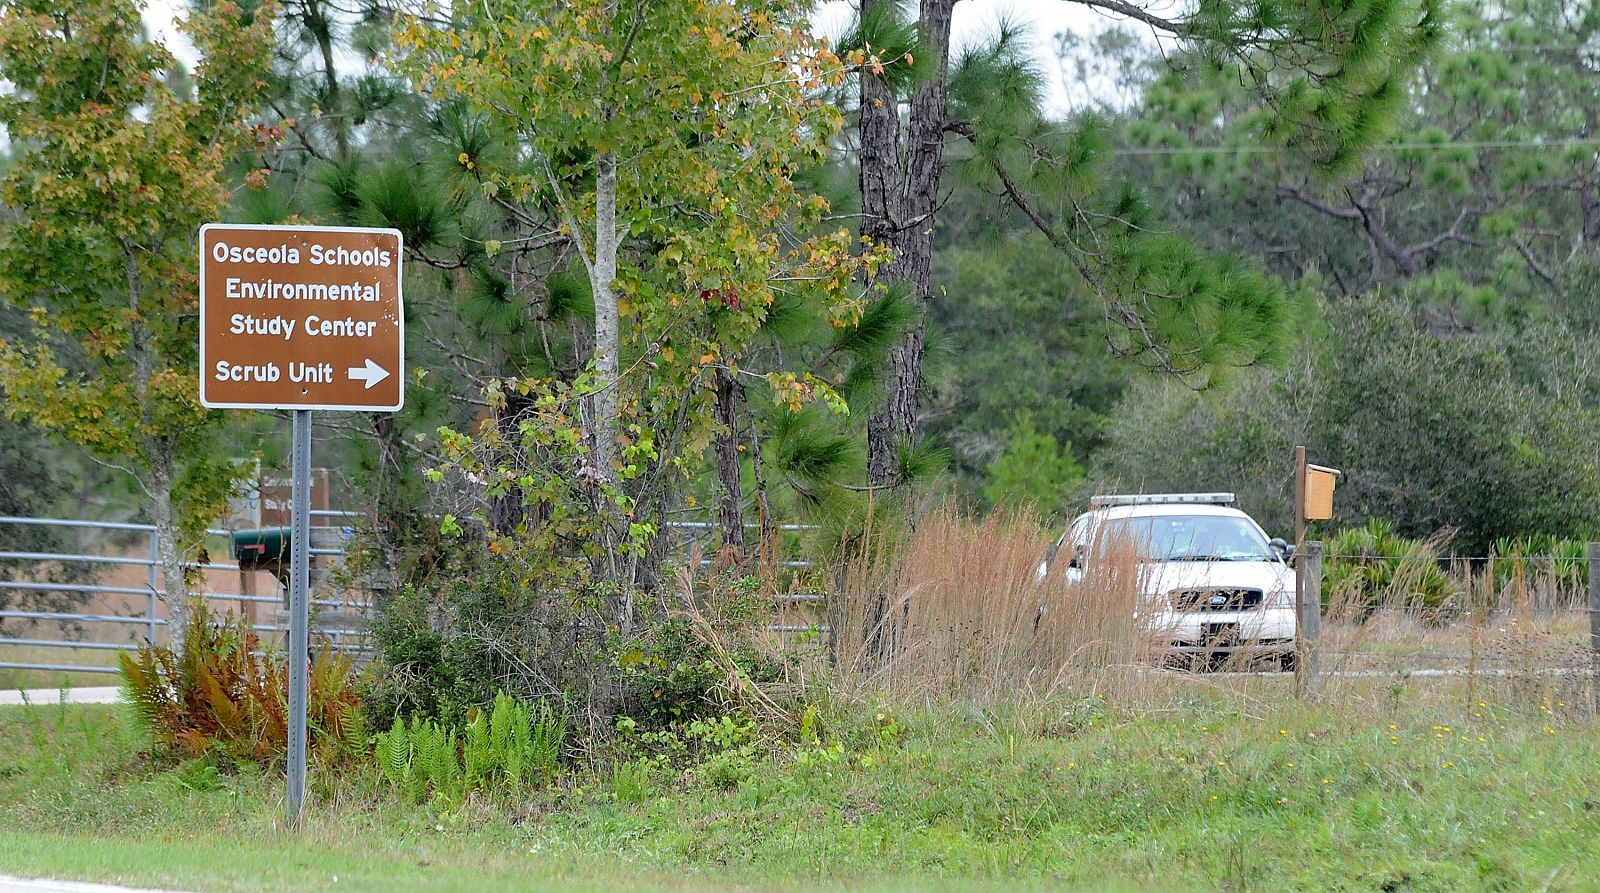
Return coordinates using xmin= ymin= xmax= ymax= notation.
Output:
xmin=1114 ymin=137 xmax=1600 ymax=156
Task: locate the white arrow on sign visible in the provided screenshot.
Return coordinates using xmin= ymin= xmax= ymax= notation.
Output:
xmin=346 ymin=358 xmax=391 ymax=389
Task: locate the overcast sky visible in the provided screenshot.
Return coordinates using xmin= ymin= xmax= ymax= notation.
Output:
xmin=141 ymin=0 xmax=1132 ymax=115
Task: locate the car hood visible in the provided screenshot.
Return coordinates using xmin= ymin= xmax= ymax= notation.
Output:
xmin=1141 ymin=560 xmax=1294 ymax=597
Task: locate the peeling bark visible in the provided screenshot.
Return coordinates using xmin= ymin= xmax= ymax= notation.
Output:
xmin=860 ymin=0 xmax=956 ymax=486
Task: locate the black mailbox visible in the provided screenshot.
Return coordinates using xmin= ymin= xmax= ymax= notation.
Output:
xmin=232 ymin=528 xmax=291 ymax=568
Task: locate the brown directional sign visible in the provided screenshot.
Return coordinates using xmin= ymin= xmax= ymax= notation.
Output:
xmin=200 ymin=224 xmax=404 ymax=411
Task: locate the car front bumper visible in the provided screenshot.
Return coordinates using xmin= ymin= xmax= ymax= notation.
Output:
xmin=1150 ymin=605 xmax=1296 ymax=653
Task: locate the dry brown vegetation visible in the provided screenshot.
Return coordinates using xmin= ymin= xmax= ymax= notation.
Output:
xmin=812 ymin=505 xmax=1597 ymax=719
xmin=828 ymin=505 xmax=1158 ymax=704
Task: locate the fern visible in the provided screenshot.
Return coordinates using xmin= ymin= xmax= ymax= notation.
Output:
xmin=115 ymin=599 xmax=360 ymax=765
xmin=463 ymin=710 xmax=491 ymax=788
xmin=528 ymin=702 xmax=568 ymax=783
xmin=489 ymin=691 xmax=513 ymax=763
xmin=372 ymin=693 xmax=568 ymax=799
xmin=405 ymin=718 xmax=429 ymax=802
xmin=118 ymin=649 xmax=174 ymax=742
xmin=437 ymin=728 xmax=460 ymax=795
xmin=376 ymin=716 xmax=410 ymax=790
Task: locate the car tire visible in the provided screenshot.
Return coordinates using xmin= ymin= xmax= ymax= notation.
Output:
xmin=1276 ymin=651 xmax=1297 ymax=673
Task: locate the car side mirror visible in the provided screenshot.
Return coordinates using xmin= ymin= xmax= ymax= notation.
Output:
xmin=1268 ymin=537 xmax=1292 ymax=561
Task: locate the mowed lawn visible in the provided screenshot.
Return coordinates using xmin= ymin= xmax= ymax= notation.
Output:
xmin=3 ymin=689 xmax=1599 ymax=892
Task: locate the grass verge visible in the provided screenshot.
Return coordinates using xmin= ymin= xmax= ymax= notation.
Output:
xmin=4 ymin=688 xmax=1599 ymax=892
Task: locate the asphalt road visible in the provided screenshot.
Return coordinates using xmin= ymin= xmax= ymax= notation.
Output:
xmin=0 ymin=687 xmax=122 ymax=706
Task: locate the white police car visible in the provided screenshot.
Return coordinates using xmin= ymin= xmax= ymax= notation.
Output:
xmin=1039 ymin=493 xmax=1297 ymax=670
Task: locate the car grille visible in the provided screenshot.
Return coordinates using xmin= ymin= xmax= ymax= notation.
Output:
xmin=1169 ymin=588 xmax=1265 ymax=612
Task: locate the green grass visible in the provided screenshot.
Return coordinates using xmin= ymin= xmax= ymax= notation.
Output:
xmin=3 ymin=695 xmax=1598 ymax=892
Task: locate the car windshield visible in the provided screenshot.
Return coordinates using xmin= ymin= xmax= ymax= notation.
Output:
xmin=1087 ymin=515 xmax=1274 ymax=562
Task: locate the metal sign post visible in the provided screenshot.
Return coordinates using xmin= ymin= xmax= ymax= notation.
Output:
xmin=199 ymin=223 xmax=403 ymax=827
xmin=286 ymin=409 xmax=312 ymax=821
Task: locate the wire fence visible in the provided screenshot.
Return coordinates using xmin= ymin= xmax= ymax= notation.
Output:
xmin=13 ymin=509 xmax=1584 ymax=695
xmin=1305 ymin=546 xmax=1599 ymax=683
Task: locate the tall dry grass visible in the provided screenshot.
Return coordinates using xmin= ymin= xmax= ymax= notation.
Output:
xmin=1312 ymin=540 xmax=1596 ymax=713
xmin=829 ymin=505 xmax=1157 ymax=704
xmin=819 ymin=505 xmax=1598 ymax=717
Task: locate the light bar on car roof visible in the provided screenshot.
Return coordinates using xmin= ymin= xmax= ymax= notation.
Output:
xmin=1089 ymin=493 xmax=1237 ymax=508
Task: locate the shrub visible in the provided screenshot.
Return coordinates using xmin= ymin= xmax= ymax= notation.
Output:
xmin=982 ymin=414 xmax=1085 ymax=516
xmin=364 ymin=557 xmax=608 ymax=725
xmin=615 ymin=571 xmax=795 ymax=731
xmin=613 ymin=710 xmax=763 ymax=791
xmin=1324 ymin=520 xmax=1456 ymax=623
xmin=365 ymin=549 xmax=802 ymax=743
xmin=374 ymin=691 xmax=567 ymax=803
xmin=1490 ymin=536 xmax=1590 ymax=608
xmin=118 ymin=599 xmax=363 ymax=765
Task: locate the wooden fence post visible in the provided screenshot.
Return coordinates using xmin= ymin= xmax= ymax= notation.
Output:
xmin=1296 ymin=541 xmax=1323 ymax=699
xmin=1588 ymin=542 xmax=1599 ymax=709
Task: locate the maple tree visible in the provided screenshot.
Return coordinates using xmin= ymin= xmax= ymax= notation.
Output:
xmin=396 ymin=0 xmax=885 ymax=614
xmin=0 ymin=0 xmax=273 ymax=641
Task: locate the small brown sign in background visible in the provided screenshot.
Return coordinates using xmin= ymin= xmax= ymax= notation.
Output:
xmin=200 ymin=224 xmax=404 ymax=411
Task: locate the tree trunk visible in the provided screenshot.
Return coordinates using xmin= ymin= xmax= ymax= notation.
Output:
xmin=744 ymin=402 xmax=777 ymax=575
xmin=148 ymin=448 xmax=189 ymax=651
xmin=122 ymin=240 xmax=189 ymax=647
xmin=861 ymin=0 xmax=956 ymax=485
xmin=712 ymin=367 xmax=746 ymax=558
xmin=303 ymin=0 xmax=348 ymax=159
xmin=366 ymin=413 xmax=413 ymax=602
xmin=587 ymin=149 xmax=635 ymax=634
xmin=590 ymin=150 xmax=621 ymax=484
xmin=1581 ymin=175 xmax=1600 ymax=247
xmin=487 ymin=395 xmax=542 ymax=536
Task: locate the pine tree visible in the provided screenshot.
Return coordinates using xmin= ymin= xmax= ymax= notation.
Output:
xmin=846 ymin=0 xmax=1440 ymax=483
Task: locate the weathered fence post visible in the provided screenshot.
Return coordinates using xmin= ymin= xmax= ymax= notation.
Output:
xmin=1296 ymin=541 xmax=1323 ymax=699
xmin=1588 ymin=542 xmax=1599 ymax=710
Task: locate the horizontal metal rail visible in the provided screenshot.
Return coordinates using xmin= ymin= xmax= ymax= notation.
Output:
xmin=0 ymin=551 xmax=154 ymax=566
xmin=668 ymin=521 xmax=818 ymax=531
xmin=0 ymin=662 xmax=120 ymax=675
xmin=0 ymin=637 xmax=135 ymax=651
xmin=0 ymin=515 xmax=155 ymax=533
xmin=0 ymin=554 xmax=331 ymax=572
xmin=1 ymin=580 xmax=152 ymax=596
xmin=1 ymin=609 xmax=162 ymax=626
